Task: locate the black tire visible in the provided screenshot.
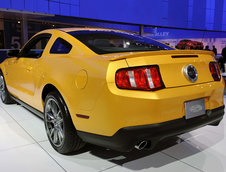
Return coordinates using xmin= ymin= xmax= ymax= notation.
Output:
xmin=0 ymin=72 xmax=15 ymax=104
xmin=209 ymin=121 xmax=221 ymax=126
xmin=44 ymin=90 xmax=85 ymax=154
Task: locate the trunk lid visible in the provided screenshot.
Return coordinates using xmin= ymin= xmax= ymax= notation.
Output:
xmin=109 ymin=50 xmax=216 ymax=88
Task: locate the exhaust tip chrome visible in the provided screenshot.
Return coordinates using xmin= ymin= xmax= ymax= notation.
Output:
xmin=134 ymin=141 xmax=148 ymax=150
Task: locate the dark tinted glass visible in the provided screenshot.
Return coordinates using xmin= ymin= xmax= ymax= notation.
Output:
xmin=50 ymin=38 xmax=72 ymax=54
xmin=20 ymin=34 xmax=51 ymax=58
xmin=68 ymin=30 xmax=174 ymax=55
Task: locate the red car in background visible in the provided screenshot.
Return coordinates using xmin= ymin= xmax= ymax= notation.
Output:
xmin=176 ymin=39 xmax=204 ymax=50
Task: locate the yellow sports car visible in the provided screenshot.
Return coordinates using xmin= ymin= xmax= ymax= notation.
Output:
xmin=0 ymin=28 xmax=224 ymax=154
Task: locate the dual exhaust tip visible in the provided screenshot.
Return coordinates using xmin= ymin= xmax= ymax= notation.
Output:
xmin=134 ymin=140 xmax=150 ymax=150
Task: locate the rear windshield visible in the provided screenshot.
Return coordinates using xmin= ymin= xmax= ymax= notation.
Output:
xmin=67 ymin=30 xmax=174 ymax=54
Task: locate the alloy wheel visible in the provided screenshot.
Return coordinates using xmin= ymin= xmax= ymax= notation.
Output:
xmin=45 ymin=98 xmax=64 ymax=147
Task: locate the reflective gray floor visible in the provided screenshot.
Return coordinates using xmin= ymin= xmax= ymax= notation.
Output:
xmin=0 ymin=98 xmax=225 ymax=172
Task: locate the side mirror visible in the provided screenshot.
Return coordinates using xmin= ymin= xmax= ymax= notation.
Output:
xmin=7 ymin=49 xmax=20 ymax=57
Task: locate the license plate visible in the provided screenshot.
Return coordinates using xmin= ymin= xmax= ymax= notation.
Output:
xmin=185 ymin=99 xmax=205 ymax=119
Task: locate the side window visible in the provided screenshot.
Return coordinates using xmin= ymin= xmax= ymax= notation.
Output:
xmin=20 ymin=34 xmax=51 ymax=58
xmin=50 ymin=38 xmax=72 ymax=54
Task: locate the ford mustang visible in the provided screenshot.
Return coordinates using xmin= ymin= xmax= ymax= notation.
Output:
xmin=0 ymin=28 xmax=224 ymax=154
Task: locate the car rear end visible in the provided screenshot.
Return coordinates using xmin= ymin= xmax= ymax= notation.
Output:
xmin=78 ymin=50 xmax=224 ymax=151
xmin=67 ymin=30 xmax=224 ymax=151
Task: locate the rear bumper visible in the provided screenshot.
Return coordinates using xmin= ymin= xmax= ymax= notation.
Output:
xmin=77 ymin=105 xmax=224 ymax=152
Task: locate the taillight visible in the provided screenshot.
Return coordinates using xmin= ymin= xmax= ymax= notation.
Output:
xmin=115 ymin=65 xmax=165 ymax=91
xmin=209 ymin=62 xmax=221 ymax=81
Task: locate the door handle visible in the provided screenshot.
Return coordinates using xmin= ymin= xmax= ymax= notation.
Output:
xmin=26 ymin=66 xmax=33 ymax=71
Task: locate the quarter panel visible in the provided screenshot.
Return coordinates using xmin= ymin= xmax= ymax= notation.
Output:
xmin=35 ymin=53 xmax=111 ymax=130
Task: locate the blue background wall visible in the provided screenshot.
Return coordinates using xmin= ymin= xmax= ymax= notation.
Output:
xmin=1 ymin=0 xmax=226 ymax=31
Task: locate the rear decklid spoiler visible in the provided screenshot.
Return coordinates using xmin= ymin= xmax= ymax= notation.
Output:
xmin=109 ymin=50 xmax=215 ymax=61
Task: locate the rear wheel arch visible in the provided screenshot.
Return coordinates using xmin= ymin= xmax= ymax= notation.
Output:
xmin=42 ymin=84 xmax=59 ymax=102
xmin=41 ymin=84 xmax=71 ymax=116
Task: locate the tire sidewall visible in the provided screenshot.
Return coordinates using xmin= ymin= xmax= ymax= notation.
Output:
xmin=44 ymin=91 xmax=69 ymax=152
xmin=44 ymin=91 xmax=78 ymax=154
